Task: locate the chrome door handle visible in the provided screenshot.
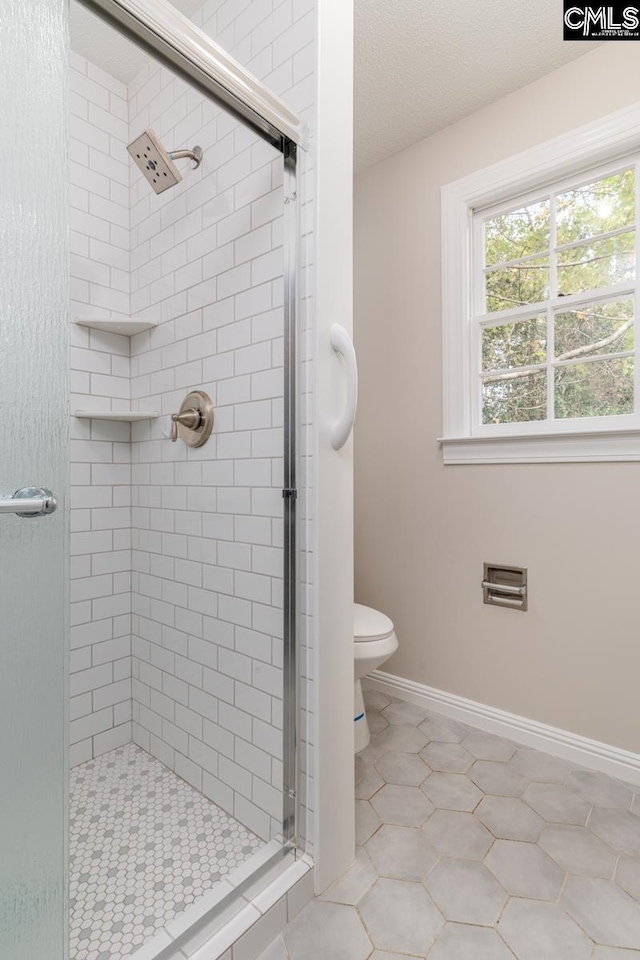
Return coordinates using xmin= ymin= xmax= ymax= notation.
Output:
xmin=0 ymin=487 xmax=58 ymax=518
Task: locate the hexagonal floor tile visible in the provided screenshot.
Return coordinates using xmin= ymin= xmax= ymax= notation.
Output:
xmin=375 ymin=751 xmax=430 ymax=786
xmin=369 ymin=953 xmax=416 ymax=960
xmin=283 ymin=900 xmax=372 ymax=960
xmin=469 ymin=760 xmax=527 ymax=797
xmin=320 ymin=847 xmax=377 ymax=906
xmin=539 ymin=823 xmax=617 ymax=878
xmin=422 ymin=810 xmax=493 ymax=860
xmin=256 ymin=936 xmax=288 ymax=960
xmin=462 ymin=732 xmax=515 ymax=762
xmin=476 ymin=796 xmax=544 ymax=841
xmin=592 ymin=949 xmax=640 ymax=959
xmin=497 ymin=898 xmax=592 ymax=960
xmin=523 ymin=782 xmax=591 ymax=825
xmin=616 ymin=857 xmax=640 ymax=900
xmin=355 ymin=757 xmax=385 ymax=801
xmin=359 ymin=878 xmax=444 ymax=956
xmin=368 ymin=711 xmax=389 ymax=736
xmin=589 ymin=808 xmax=640 ymax=856
xmin=382 ymin=701 xmax=430 ymax=726
xmin=418 ymin=716 xmax=469 ymax=743
xmin=428 ymin=923 xmax=514 ymax=960
xmin=420 ymin=772 xmax=483 ymax=812
xmin=420 ymin=742 xmax=474 ymax=773
xmin=424 ymin=858 xmax=507 ymax=925
xmin=356 ymin=770 xmax=385 ymax=801
xmin=358 ymin=742 xmax=384 ymax=767
xmin=369 ymin=725 xmax=428 ymax=757
xmin=509 ymin=749 xmax=569 ymax=784
xmin=365 ymin=824 xmax=438 ymax=881
xmin=355 ymin=752 xmax=372 ymax=781
xmin=568 ymin=770 xmax=634 ymax=811
xmin=364 ymin=689 xmax=391 ymax=711
xmin=485 ymin=840 xmax=565 ymax=900
xmin=561 ymin=876 xmax=640 ymax=949
xmin=370 ymin=784 xmax=434 ymax=827
xmin=355 ymin=800 xmax=382 ymax=845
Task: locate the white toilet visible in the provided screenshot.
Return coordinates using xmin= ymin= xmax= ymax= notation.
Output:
xmin=354 ymin=603 xmax=398 ymax=752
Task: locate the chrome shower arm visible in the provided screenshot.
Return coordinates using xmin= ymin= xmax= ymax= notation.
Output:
xmin=168 ymin=146 xmax=203 ymax=168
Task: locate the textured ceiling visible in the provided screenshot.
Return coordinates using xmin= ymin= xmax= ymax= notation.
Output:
xmin=354 ymin=0 xmax=600 ymax=171
xmin=71 ymin=0 xmax=600 ymax=171
xmin=70 ymin=0 xmax=203 ymax=83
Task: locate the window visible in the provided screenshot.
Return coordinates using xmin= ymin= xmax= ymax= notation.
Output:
xmin=441 ymin=106 xmax=640 ymax=463
xmin=476 ymin=165 xmax=636 ymax=428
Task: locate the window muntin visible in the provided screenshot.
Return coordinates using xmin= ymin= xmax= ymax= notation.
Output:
xmin=556 ymin=169 xmax=634 ymax=244
xmin=484 ymin=199 xmax=550 ymax=265
xmin=473 ymin=162 xmax=638 ymax=430
xmin=554 ymin=297 xmax=634 ymax=357
xmin=481 ymin=316 xmax=547 ymax=372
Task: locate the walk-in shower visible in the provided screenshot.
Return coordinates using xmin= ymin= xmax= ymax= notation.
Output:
xmin=64 ymin=0 xmax=308 ymax=956
xmin=3 ymin=0 xmax=361 ymax=954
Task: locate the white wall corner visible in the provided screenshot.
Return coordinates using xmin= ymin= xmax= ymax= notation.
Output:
xmin=313 ymin=0 xmax=356 ymax=894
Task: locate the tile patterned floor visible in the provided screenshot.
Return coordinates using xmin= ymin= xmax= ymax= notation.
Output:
xmin=69 ymin=742 xmax=263 ymax=959
xmin=259 ymin=690 xmax=640 ymax=960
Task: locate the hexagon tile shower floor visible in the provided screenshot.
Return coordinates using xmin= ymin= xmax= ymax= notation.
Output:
xmin=69 ymin=743 xmax=263 ymax=958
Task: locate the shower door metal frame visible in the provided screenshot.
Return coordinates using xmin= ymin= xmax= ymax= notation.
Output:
xmin=77 ymin=0 xmax=308 ymax=149
xmin=78 ymin=0 xmax=303 ymax=853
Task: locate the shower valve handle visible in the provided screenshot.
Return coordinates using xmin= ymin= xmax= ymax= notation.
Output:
xmin=169 ymin=391 xmax=214 ymax=447
xmin=170 ymin=408 xmax=201 ymax=442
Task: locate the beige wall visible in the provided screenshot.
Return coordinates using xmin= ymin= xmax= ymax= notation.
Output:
xmin=354 ymin=44 xmax=640 ymax=754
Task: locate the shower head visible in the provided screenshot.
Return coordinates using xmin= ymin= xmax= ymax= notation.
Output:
xmin=127 ymin=129 xmax=203 ymax=195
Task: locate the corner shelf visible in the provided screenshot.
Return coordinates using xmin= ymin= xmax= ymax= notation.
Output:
xmin=74 ymin=410 xmax=159 ymax=422
xmin=74 ymin=317 xmax=158 ymax=336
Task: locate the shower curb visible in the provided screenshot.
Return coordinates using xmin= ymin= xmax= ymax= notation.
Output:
xmin=130 ymin=852 xmax=314 ymax=960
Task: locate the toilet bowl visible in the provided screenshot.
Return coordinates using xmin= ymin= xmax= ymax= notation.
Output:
xmin=354 ymin=603 xmax=398 ymax=753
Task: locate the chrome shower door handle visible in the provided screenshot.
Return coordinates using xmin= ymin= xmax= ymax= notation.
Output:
xmin=0 ymin=487 xmax=58 ymax=518
xmin=330 ymin=323 xmax=358 ymax=451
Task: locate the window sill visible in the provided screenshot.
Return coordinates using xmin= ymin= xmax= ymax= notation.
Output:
xmin=439 ymin=428 xmax=640 ymax=464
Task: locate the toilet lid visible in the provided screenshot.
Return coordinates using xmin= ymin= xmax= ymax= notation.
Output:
xmin=354 ymin=603 xmax=394 ymax=642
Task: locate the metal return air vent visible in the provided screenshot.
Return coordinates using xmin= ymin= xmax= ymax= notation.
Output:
xmin=482 ymin=563 xmax=528 ymax=612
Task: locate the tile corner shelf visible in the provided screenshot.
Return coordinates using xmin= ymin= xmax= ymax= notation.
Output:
xmin=74 ymin=410 xmax=159 ymax=422
xmin=74 ymin=317 xmax=158 ymax=336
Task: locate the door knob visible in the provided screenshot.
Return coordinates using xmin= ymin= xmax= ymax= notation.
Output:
xmin=0 ymin=487 xmax=58 ymax=518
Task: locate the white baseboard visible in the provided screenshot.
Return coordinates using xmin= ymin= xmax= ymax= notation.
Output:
xmin=366 ymin=670 xmax=640 ymax=788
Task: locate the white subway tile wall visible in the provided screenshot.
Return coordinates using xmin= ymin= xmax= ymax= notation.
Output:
xmin=68 ymin=0 xmax=316 ymax=853
xmin=70 ymin=55 xmax=134 ymax=768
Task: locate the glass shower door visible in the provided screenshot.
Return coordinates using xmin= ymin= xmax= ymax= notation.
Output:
xmin=0 ymin=2 xmax=69 ymax=958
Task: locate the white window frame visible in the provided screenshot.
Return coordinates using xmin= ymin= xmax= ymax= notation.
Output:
xmin=441 ymin=103 xmax=640 ymax=464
